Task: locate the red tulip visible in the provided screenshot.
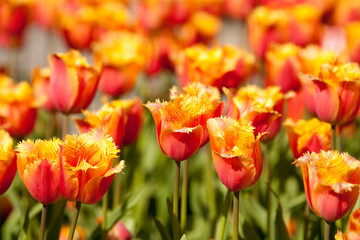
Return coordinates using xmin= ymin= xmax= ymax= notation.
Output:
xmin=0 ymin=130 xmax=17 ymax=195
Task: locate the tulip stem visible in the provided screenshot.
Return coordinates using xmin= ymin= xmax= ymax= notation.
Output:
xmin=264 ymin=143 xmax=271 ymax=240
xmin=233 ymin=191 xmax=239 ymax=240
xmin=180 ymin=159 xmax=189 ymax=232
xmin=216 ymin=190 xmax=232 ymax=240
xmin=113 ymin=154 xmax=123 ymax=208
xmin=68 ymin=201 xmax=81 ymax=240
xmin=62 ymin=115 xmax=68 ymax=140
xmin=102 ymin=192 xmax=108 ymax=240
xmin=39 ymin=204 xmax=48 ymax=240
xmin=304 ymin=204 xmax=310 ymax=240
xmin=173 ymin=161 xmax=181 ymax=240
xmin=324 ymin=221 xmax=330 ymax=240
xmin=331 ymin=125 xmax=336 ymax=150
xmin=206 ymin=153 xmax=217 ymax=236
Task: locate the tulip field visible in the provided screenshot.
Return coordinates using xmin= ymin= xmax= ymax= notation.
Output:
xmin=3 ymin=0 xmax=360 ymax=240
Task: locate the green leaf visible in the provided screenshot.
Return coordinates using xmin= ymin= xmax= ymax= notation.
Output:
xmin=45 ymin=199 xmax=67 ymax=240
xmin=275 ymin=205 xmax=290 ymax=240
xmin=241 ymin=221 xmax=261 ymax=240
xmin=154 ymin=218 xmax=171 ymax=240
xmin=180 ymin=234 xmax=188 ymax=240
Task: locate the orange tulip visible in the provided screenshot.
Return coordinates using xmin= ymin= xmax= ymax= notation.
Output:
xmin=59 ymin=225 xmax=86 ymax=240
xmin=332 ymin=0 xmax=360 ymax=26
xmin=74 ymin=97 xmax=144 ymax=148
xmin=16 ymin=138 xmax=62 ymax=204
xmin=93 ymin=31 xmax=144 ymax=97
xmin=284 ymin=118 xmax=331 ymax=159
xmin=145 ymin=82 xmax=223 ymax=161
xmin=223 ymin=0 xmax=256 ymax=19
xmin=31 ymin=67 xmax=56 ymax=112
xmin=0 ymin=74 xmax=38 ymax=138
xmin=49 ymin=50 xmax=99 ymax=114
xmin=0 ymin=130 xmax=17 ymax=195
xmin=225 ymin=85 xmax=284 ymax=140
xmin=265 ymin=43 xmax=301 ymax=93
xmin=335 ymin=208 xmax=360 ymax=240
xmin=176 ymin=44 xmax=257 ymax=89
xmin=295 ymin=151 xmax=360 ymax=222
xmin=345 ymin=22 xmax=360 ymax=64
xmin=207 ymin=117 xmax=263 ymax=191
xmin=309 ymin=62 xmax=360 ymax=126
xmin=60 ymin=129 xmax=124 ymax=204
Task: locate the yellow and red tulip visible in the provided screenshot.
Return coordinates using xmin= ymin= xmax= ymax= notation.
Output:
xmin=0 ymin=74 xmax=38 ymax=138
xmin=0 ymin=130 xmax=17 ymax=195
xmin=345 ymin=22 xmax=360 ymax=64
xmin=145 ymin=82 xmax=223 ymax=161
xmin=31 ymin=67 xmax=56 ymax=112
xmin=207 ymin=117 xmax=263 ymax=191
xmin=223 ymin=0 xmax=256 ymax=19
xmin=225 ymin=85 xmax=284 ymax=140
xmin=335 ymin=207 xmax=360 ymax=240
xmin=92 ymin=31 xmax=144 ymax=97
xmin=265 ymin=43 xmax=301 ymax=93
xmin=332 ymin=0 xmax=360 ymax=26
xmin=49 ymin=50 xmax=99 ymax=114
xmin=16 ymin=138 xmax=62 ymax=204
xmin=284 ymin=118 xmax=331 ymax=159
xmin=309 ymin=61 xmax=360 ymax=126
xmin=59 ymin=129 xmax=124 ymax=204
xmin=295 ymin=150 xmax=360 ymax=222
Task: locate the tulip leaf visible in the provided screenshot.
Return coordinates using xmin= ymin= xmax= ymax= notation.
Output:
xmin=154 ymin=218 xmax=171 ymax=240
xmin=241 ymin=220 xmax=262 ymax=240
xmin=275 ymin=205 xmax=290 ymax=240
xmin=45 ymin=199 xmax=67 ymax=240
xmin=1 ymin=210 xmax=22 ymax=239
xmin=180 ymin=234 xmax=188 ymax=240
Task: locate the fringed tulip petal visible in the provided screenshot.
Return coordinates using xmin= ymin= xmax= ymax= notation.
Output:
xmin=0 ymin=130 xmax=16 ymax=195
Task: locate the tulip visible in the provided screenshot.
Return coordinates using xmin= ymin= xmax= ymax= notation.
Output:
xmin=49 ymin=50 xmax=99 ymax=114
xmin=176 ymin=45 xmax=257 ymax=89
xmin=92 ymin=31 xmax=144 ymax=97
xmin=0 ymin=130 xmax=17 ymax=195
xmin=60 ymin=129 xmax=124 ymax=205
xmin=335 ymin=207 xmax=360 ymax=240
xmin=31 ymin=67 xmax=56 ymax=112
xmin=107 ymin=221 xmax=132 ymax=240
xmin=33 ymin=0 xmax=63 ymax=30
xmin=225 ymin=85 xmax=284 ymax=140
xmin=320 ymin=26 xmax=347 ymax=56
xmin=265 ymin=43 xmax=301 ymax=93
xmin=16 ymin=138 xmax=62 ymax=204
xmin=120 ymin=98 xmax=144 ymax=146
xmin=58 ymin=225 xmax=86 ymax=240
xmin=295 ymin=150 xmax=360 ymax=222
xmin=309 ymin=62 xmax=360 ymax=126
xmin=284 ymin=118 xmax=331 ymax=159
xmin=345 ymin=22 xmax=360 ymax=64
xmin=223 ymin=0 xmax=256 ymax=19
xmin=146 ymin=82 xmax=223 ymax=161
xmin=0 ymin=74 xmax=38 ymax=138
xmin=332 ymin=0 xmax=360 ymax=26
xmin=207 ymin=117 xmax=263 ymax=192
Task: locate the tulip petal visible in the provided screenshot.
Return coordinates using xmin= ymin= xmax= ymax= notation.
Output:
xmin=159 ymin=125 xmax=203 ymax=161
xmin=313 ymin=79 xmax=339 ymax=124
xmin=59 ymin=146 xmax=79 ymax=201
xmin=0 ymin=155 xmax=17 ymax=195
xmin=49 ymin=54 xmax=79 ymax=113
xmin=74 ymin=118 xmax=93 ymax=134
xmin=23 ymin=159 xmax=61 ymax=204
xmin=337 ymin=81 xmax=360 ymax=125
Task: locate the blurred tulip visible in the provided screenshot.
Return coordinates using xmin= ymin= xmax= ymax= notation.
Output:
xmin=120 ymin=98 xmax=144 ymax=146
xmin=0 ymin=0 xmax=31 ymax=48
xmin=207 ymin=117 xmax=263 ymax=191
xmin=107 ymin=221 xmax=132 ymax=240
xmin=93 ymin=32 xmax=144 ymax=97
xmin=145 ymin=82 xmax=223 ymax=161
xmin=16 ymin=138 xmax=62 ymax=204
xmin=295 ymin=150 xmax=360 ymax=222
xmin=60 ymin=129 xmax=124 ymax=204
xmin=59 ymin=224 xmax=86 ymax=240
xmin=265 ymin=43 xmax=301 ymax=93
xmin=33 ymin=0 xmax=63 ymax=30
xmin=319 ymin=26 xmax=347 ymax=56
xmin=332 ymin=0 xmax=360 ymax=26
xmin=31 ymin=67 xmax=56 ymax=112
xmin=176 ymin=45 xmax=257 ymax=89
xmin=309 ymin=62 xmax=360 ymax=126
xmin=284 ymin=118 xmax=331 ymax=159
xmin=0 ymin=130 xmax=17 ymax=195
xmin=247 ymin=6 xmax=289 ymax=58
xmin=223 ymin=0 xmax=256 ymax=19
xmin=335 ymin=208 xmax=360 ymax=240
xmin=345 ymin=22 xmax=360 ymax=64
xmin=225 ymin=85 xmax=284 ymax=141
xmin=0 ymin=74 xmax=38 ymax=138
xmin=49 ymin=50 xmax=99 ymax=114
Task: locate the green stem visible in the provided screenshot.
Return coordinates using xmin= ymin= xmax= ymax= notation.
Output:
xmin=180 ymin=159 xmax=189 ymax=232
xmin=264 ymin=143 xmax=271 ymax=240
xmin=324 ymin=221 xmax=330 ymax=240
xmin=68 ymin=201 xmax=81 ymax=240
xmin=331 ymin=125 xmax=336 ymax=151
xmin=304 ymin=204 xmax=310 ymax=240
xmin=39 ymin=204 xmax=48 ymax=240
xmin=113 ymin=154 xmax=123 ymax=208
xmin=336 ymin=126 xmax=342 ymax=152
xmin=206 ymin=153 xmax=217 ymax=237
xmin=173 ymin=161 xmax=181 ymax=240
xmin=62 ymin=115 xmax=68 ymax=140
xmin=233 ymin=191 xmax=239 ymax=240
xmin=102 ymin=192 xmax=108 ymax=240
xmin=216 ymin=190 xmax=232 ymax=240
